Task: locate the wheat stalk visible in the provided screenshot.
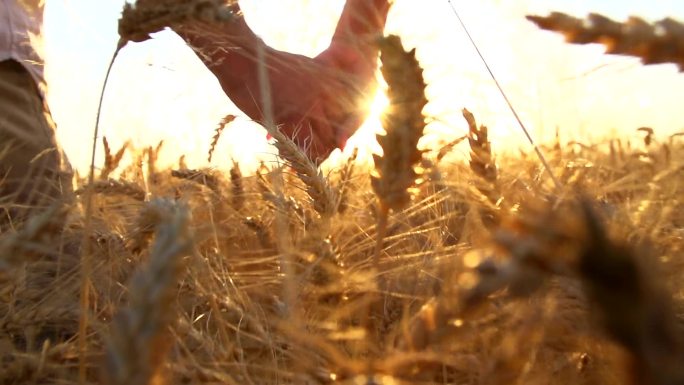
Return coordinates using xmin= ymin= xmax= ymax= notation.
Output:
xmin=573 ymin=201 xmax=684 ymax=385
xmin=464 ymin=108 xmax=500 ymax=205
xmin=177 ymin=154 xmax=187 ymax=170
xmin=100 ymin=137 xmax=129 ymax=180
xmin=371 ymin=34 xmax=428 ymax=270
xmin=462 ymin=109 xmax=502 ymax=229
xmin=0 ymin=203 xmax=70 ymax=275
xmin=171 ymin=168 xmax=221 ymax=195
xmin=126 ymin=200 xmax=168 ymax=253
xmin=266 ymin=127 xmax=337 ymax=219
xmin=208 ymin=114 xmax=236 ymax=163
xmin=145 ymin=140 xmax=164 ymax=186
xmin=229 ymin=159 xmax=245 ymax=211
xmin=255 ymin=161 xmax=272 ymax=198
xmin=103 ymin=199 xmax=193 ymax=385
xmin=75 ymin=179 xmax=146 ymax=201
xmin=491 ymin=199 xmax=684 ymax=385
xmin=637 ymin=126 xmax=655 ymax=147
xmin=435 ymin=135 xmax=467 ymax=164
xmin=118 ymin=0 xmax=237 ymax=45
xmin=255 ymin=161 xmax=288 ymax=211
xmin=83 ymin=1 xmax=233 ymax=379
xmin=335 ymin=148 xmax=359 ymax=214
xmin=243 ymin=216 xmax=273 ymax=249
xmin=372 ymin=35 xmax=427 ymax=213
xmin=527 ymin=12 xmax=684 ymax=71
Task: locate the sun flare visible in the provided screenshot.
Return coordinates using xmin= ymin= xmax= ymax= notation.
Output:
xmin=45 ymin=0 xmax=684 ymax=174
xmin=326 ymin=89 xmax=389 ymax=168
xmin=368 ymin=87 xmax=391 ymax=121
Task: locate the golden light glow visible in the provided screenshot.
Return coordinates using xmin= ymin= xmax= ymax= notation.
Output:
xmin=326 ymin=89 xmax=388 ymax=168
xmin=368 ymin=87 xmax=391 ymax=122
xmin=45 ymin=1 xmax=684 ymax=174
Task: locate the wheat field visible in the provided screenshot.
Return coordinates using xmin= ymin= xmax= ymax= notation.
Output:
xmin=2 ymin=6 xmax=684 ymax=385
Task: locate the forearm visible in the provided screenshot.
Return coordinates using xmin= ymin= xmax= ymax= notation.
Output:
xmin=331 ymin=0 xmax=390 ymax=43
xmin=172 ymin=1 xmax=263 ymax=65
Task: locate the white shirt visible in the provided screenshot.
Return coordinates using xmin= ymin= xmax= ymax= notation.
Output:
xmin=0 ymin=0 xmax=45 ymax=94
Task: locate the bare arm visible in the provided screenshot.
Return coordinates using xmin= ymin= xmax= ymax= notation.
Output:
xmin=173 ymin=0 xmax=391 ymax=160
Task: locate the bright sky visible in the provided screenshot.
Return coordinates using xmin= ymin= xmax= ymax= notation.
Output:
xmin=43 ymin=0 xmax=684 ymax=174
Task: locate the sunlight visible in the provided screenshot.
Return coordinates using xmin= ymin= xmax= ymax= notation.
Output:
xmin=44 ymin=0 xmax=684 ymax=174
xmin=329 ymin=89 xmax=388 ymax=168
xmin=368 ymin=87 xmax=391 ymax=122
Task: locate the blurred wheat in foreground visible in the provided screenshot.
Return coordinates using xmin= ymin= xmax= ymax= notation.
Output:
xmin=527 ymin=12 xmax=684 ymax=71
xmin=2 ymin=7 xmax=684 ymax=385
xmin=3 ymin=107 xmax=683 ymax=385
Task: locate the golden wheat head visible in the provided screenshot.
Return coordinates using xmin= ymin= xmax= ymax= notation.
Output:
xmin=371 ymin=34 xmax=428 ymax=212
xmin=208 ymin=114 xmax=236 ymax=163
xmin=266 ymin=127 xmax=337 ymax=218
xmin=119 ymin=0 xmax=238 ymax=44
xmin=104 ymin=199 xmax=193 ymax=385
xmin=463 ymin=108 xmax=500 ymax=205
xmin=527 ymin=12 xmax=684 ymax=71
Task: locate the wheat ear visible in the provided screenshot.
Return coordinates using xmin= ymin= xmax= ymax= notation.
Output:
xmin=171 ymin=168 xmax=221 ymax=195
xmin=491 ymin=199 xmax=684 ymax=384
xmin=574 ymin=201 xmax=684 ymax=384
xmin=0 ymin=203 xmax=70 ymax=274
xmin=527 ymin=13 xmax=684 ymax=71
xmin=371 ymin=34 xmax=428 ymax=268
xmin=208 ymin=114 xmax=236 ymax=163
xmin=100 ymin=137 xmax=129 ymax=180
xmin=75 ymin=179 xmax=146 ymax=201
xmin=229 ymin=159 xmax=245 ymax=211
xmin=145 ymin=140 xmax=164 ymax=185
xmin=118 ymin=0 xmax=237 ymax=44
xmin=243 ymin=216 xmax=273 ymax=249
xmin=335 ymin=148 xmax=359 ymax=214
xmin=464 ymin=108 xmax=500 ymax=205
xmin=435 ymin=135 xmax=467 ymax=164
xmin=103 ymin=199 xmax=193 ymax=385
xmin=266 ymin=127 xmax=337 ymax=219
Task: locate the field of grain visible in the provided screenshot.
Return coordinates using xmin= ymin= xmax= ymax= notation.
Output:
xmin=2 ymin=4 xmax=684 ymax=385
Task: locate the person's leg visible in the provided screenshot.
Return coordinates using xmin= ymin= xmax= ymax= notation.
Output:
xmin=0 ymin=60 xmax=73 ymax=230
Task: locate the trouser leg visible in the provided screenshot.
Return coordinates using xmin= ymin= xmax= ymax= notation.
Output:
xmin=0 ymin=59 xmax=73 ymax=230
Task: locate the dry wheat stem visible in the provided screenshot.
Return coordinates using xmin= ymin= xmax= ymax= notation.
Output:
xmin=80 ymin=44 xmax=122 ymax=384
xmin=447 ymin=1 xmax=562 ymax=190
